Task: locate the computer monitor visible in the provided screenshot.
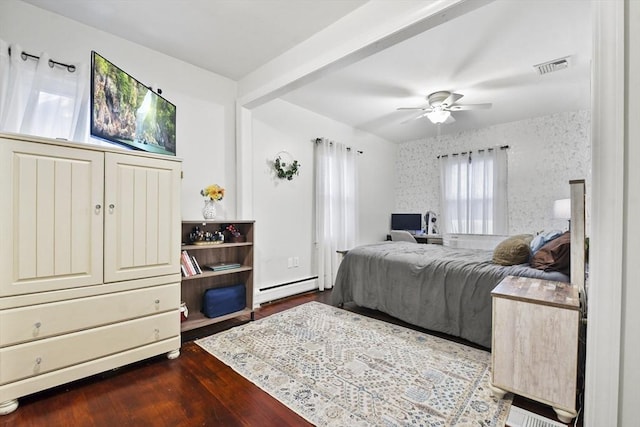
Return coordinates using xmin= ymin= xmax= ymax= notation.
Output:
xmin=390 ymin=213 xmax=422 ymax=233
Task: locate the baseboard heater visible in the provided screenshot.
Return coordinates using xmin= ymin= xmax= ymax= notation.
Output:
xmin=255 ymin=276 xmax=318 ymax=306
xmin=444 ymin=233 xmax=507 ymax=250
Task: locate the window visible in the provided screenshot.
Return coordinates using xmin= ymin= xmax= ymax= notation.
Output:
xmin=0 ymin=41 xmax=87 ymax=141
xmin=439 ymin=147 xmax=508 ymax=235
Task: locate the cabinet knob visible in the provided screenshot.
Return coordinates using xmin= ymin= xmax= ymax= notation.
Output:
xmin=95 ymin=204 xmax=102 ymax=211
xmin=34 ymin=322 xmax=41 ymax=329
xmin=33 ymin=356 xmax=43 ymax=374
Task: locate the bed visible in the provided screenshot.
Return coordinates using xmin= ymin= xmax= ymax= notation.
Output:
xmin=332 ymin=181 xmax=586 ymax=349
xmin=331 ymin=242 xmax=568 ymax=348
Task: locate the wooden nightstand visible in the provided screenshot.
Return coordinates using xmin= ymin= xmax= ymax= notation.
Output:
xmin=490 ymin=275 xmax=580 ymax=423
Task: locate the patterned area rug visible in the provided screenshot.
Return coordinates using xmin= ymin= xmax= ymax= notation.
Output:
xmin=196 ymin=302 xmax=512 ymax=426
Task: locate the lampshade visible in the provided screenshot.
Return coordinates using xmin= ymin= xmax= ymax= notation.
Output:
xmin=426 ymin=109 xmax=450 ymax=124
xmin=553 ymin=198 xmax=571 ymax=219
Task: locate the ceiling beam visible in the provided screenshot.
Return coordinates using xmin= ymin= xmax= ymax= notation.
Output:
xmin=237 ymin=0 xmax=494 ymax=109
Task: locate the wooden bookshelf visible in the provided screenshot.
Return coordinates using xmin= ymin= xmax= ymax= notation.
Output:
xmin=180 ymin=220 xmax=254 ymax=332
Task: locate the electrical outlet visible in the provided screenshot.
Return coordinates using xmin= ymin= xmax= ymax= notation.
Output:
xmin=287 ymin=257 xmax=293 ymax=268
xmin=293 ymin=257 xmax=299 ymax=267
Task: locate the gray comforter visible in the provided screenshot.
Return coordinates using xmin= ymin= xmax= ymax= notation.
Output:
xmin=331 ymin=241 xmax=569 ymax=348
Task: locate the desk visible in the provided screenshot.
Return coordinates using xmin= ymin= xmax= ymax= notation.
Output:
xmin=386 ymin=234 xmax=443 ymax=245
xmin=416 ymin=235 xmax=443 ymax=245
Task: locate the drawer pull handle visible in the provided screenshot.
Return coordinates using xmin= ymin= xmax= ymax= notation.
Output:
xmin=33 ymin=356 xmax=43 ymax=374
xmin=34 ymin=322 xmax=41 ymax=329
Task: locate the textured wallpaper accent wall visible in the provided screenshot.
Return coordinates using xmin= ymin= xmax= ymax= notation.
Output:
xmin=395 ymin=110 xmax=591 ymax=234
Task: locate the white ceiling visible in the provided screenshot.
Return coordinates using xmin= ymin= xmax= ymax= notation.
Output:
xmin=21 ymin=0 xmax=368 ymax=81
xmin=282 ymin=0 xmax=592 ymax=142
xmin=21 ymin=0 xmax=591 ymax=143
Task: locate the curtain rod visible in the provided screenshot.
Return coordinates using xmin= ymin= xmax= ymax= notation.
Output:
xmin=7 ymin=47 xmax=76 ymax=73
xmin=437 ymin=145 xmax=509 ymax=159
xmin=313 ymin=137 xmax=363 ymax=154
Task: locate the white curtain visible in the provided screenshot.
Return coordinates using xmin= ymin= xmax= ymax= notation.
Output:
xmin=439 ymin=147 xmax=508 ymax=234
xmin=315 ymin=138 xmax=357 ymax=290
xmin=0 ymin=40 xmax=88 ymax=141
xmin=439 ymin=153 xmax=470 ymax=234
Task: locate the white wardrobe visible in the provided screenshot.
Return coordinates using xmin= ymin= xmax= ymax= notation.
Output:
xmin=0 ymin=133 xmax=182 ymax=415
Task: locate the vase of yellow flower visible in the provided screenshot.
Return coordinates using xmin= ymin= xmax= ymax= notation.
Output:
xmin=201 ymin=199 xmax=217 ymax=220
xmin=200 ymin=184 xmax=224 ymax=220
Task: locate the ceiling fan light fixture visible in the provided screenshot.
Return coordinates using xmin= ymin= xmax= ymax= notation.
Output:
xmin=426 ymin=109 xmax=450 ymax=124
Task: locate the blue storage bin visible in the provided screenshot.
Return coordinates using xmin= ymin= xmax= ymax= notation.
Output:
xmin=202 ymin=284 xmax=246 ymax=318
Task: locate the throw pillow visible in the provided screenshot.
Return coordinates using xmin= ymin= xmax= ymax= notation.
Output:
xmin=530 ymin=231 xmax=571 ymax=274
xmin=493 ymin=234 xmax=534 ymax=266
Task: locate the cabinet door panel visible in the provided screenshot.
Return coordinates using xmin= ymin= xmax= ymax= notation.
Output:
xmin=103 ymin=153 xmax=180 ymax=282
xmin=0 ymin=140 xmax=104 ymax=296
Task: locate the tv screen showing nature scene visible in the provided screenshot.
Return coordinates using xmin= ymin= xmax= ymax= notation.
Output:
xmin=90 ymin=51 xmax=176 ymax=156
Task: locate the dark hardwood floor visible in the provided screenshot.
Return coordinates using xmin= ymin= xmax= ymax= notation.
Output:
xmin=0 ymin=290 xmax=581 ymax=426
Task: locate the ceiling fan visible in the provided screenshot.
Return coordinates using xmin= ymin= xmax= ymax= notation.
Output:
xmin=398 ymin=91 xmax=492 ymax=124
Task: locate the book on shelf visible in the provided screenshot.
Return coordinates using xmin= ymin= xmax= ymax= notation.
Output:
xmin=181 ymin=250 xmax=200 ymax=276
xmin=180 ymin=251 xmax=192 ymax=276
xmin=205 ymin=262 xmax=242 ymax=272
xmin=180 ymin=252 xmax=190 ymax=276
xmin=191 ymin=255 xmax=202 ymax=274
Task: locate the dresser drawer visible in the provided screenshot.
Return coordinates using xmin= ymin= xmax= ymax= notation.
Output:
xmin=0 ymin=284 xmax=179 ymax=347
xmin=0 ymin=311 xmax=178 ymax=385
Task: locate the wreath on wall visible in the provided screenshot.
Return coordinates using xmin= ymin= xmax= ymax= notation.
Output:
xmin=273 ymin=151 xmax=300 ymax=181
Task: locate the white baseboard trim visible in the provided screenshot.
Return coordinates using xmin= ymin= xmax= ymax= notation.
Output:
xmin=254 ymin=278 xmax=318 ymax=307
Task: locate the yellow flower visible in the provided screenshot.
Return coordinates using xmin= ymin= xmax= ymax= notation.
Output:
xmin=200 ymin=184 xmax=224 ymax=201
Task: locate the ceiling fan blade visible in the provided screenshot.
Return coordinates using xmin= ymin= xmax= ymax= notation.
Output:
xmin=449 ymin=103 xmax=492 ymax=111
xmin=444 ymin=114 xmax=456 ymax=124
xmin=400 ymin=111 xmax=429 ymax=124
xmin=396 ymin=105 xmax=430 ymax=111
xmin=441 ymin=92 xmax=463 ymax=107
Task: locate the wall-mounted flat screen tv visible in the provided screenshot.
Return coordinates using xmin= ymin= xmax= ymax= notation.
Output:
xmin=90 ymin=51 xmax=176 ymax=156
xmin=391 ymin=213 xmax=422 ymax=232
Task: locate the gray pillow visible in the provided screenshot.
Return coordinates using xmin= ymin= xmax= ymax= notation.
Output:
xmin=493 ymin=234 xmax=533 ymax=266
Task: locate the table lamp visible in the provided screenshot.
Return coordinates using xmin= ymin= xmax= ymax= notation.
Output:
xmin=553 ymin=198 xmax=571 ymax=230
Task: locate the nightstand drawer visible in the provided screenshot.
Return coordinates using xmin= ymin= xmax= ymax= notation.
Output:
xmin=0 ymin=311 xmax=178 ymax=385
xmin=0 ymin=284 xmax=179 ymax=346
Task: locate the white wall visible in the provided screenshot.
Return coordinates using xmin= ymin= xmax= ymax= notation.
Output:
xmin=395 ymin=110 xmax=591 ymax=234
xmin=251 ymin=99 xmax=396 ymax=294
xmin=0 ymin=0 xmax=238 ymax=220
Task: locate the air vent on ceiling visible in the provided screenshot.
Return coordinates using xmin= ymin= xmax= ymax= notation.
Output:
xmin=534 ymin=56 xmax=570 ymax=75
